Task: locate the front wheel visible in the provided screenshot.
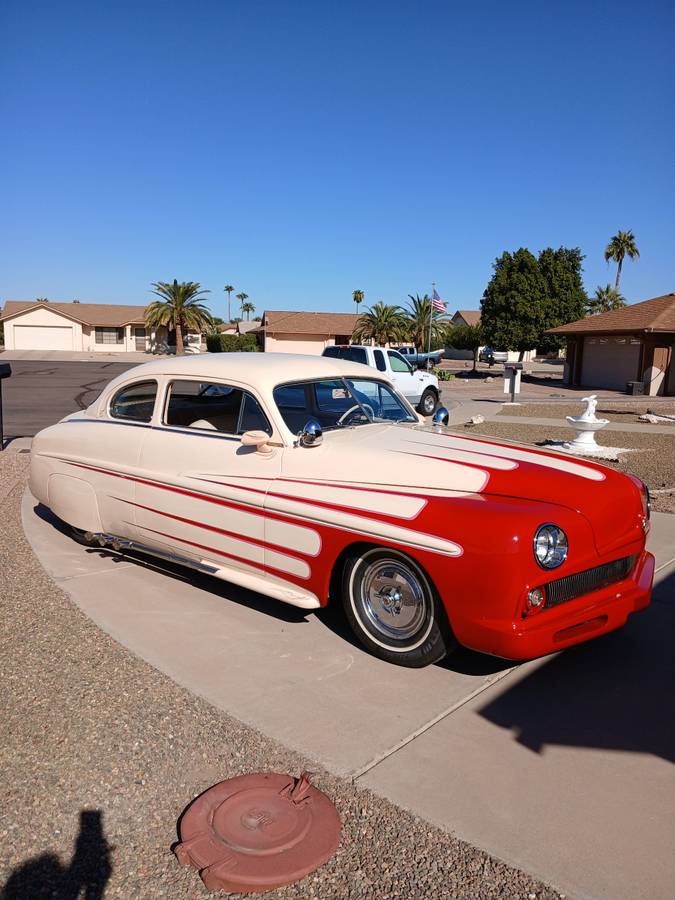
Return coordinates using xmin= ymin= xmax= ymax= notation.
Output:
xmin=342 ymin=547 xmax=455 ymax=667
xmin=417 ymin=389 xmax=438 ymax=416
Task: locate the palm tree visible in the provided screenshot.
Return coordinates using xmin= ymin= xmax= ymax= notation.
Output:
xmin=236 ymin=292 xmax=249 ymax=319
xmin=405 ymin=294 xmax=446 ymax=349
xmin=604 ymin=230 xmax=640 ymax=290
xmin=223 ymin=284 xmax=235 ymax=322
xmin=145 ymin=280 xmax=213 ymax=355
xmin=353 ymin=289 xmax=364 ymax=314
xmin=241 ymin=301 xmax=255 ymax=320
xmin=586 ymin=284 xmax=627 ymax=315
xmin=352 ymin=302 xmax=408 ymax=346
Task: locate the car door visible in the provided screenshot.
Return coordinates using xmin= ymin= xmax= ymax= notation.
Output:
xmin=387 ymin=350 xmax=423 ymax=402
xmin=134 ymin=377 xmax=283 ymax=581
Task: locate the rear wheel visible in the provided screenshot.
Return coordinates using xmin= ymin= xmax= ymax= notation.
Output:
xmin=342 ymin=547 xmax=455 ymax=667
xmin=417 ymin=389 xmax=438 ymax=416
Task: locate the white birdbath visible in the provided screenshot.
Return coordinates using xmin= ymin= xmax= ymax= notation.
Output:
xmin=565 ymin=395 xmax=609 ymax=452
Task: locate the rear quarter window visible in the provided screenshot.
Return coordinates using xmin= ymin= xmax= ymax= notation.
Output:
xmin=109 ymin=380 xmax=158 ymax=423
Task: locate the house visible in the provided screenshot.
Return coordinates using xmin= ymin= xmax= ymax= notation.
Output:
xmin=547 ymin=292 xmax=675 ymax=396
xmin=218 ymin=320 xmax=261 ymax=336
xmin=260 ymin=310 xmax=361 ymax=354
xmin=447 ymin=309 xmax=535 ymax=362
xmin=0 ymin=300 xmax=201 ymax=353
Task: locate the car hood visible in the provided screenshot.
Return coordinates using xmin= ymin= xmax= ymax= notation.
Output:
xmin=280 ymin=422 xmax=643 ymax=553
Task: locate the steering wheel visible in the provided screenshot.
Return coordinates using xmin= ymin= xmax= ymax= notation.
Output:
xmin=337 ymin=403 xmax=375 ymax=426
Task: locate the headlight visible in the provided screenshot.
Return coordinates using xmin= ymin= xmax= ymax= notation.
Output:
xmin=533 ymin=524 xmax=568 ymax=569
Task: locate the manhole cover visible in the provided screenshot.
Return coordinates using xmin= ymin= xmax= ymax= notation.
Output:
xmin=175 ymin=771 xmax=341 ymax=893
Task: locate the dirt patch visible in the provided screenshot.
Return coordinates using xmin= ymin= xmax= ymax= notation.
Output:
xmin=462 ymin=421 xmax=675 ymax=514
xmin=497 ymin=402 xmax=675 ymax=424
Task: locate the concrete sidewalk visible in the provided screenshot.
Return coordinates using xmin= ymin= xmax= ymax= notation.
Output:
xmin=22 ymin=493 xmax=675 ymax=900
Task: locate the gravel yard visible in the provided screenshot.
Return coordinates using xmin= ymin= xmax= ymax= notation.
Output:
xmin=0 ymin=447 xmax=561 ymax=900
xmin=497 ymin=402 xmax=675 ymax=424
xmin=462 ymin=421 xmax=675 ymax=514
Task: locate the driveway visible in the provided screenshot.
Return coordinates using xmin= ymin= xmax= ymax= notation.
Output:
xmin=21 ymin=492 xmax=675 ymax=900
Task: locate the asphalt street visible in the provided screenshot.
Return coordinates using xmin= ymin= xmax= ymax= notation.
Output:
xmin=0 ymin=360 xmax=138 ymax=439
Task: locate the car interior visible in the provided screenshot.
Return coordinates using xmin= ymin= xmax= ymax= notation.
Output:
xmin=164 ymin=380 xmax=271 ymax=435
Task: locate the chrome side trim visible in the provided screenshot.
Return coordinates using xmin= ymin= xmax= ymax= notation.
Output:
xmin=87 ymin=532 xmax=220 ymax=575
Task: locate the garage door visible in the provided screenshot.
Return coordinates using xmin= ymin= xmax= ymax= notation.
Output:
xmin=13 ymin=325 xmax=74 ymax=351
xmin=581 ymin=337 xmax=640 ymax=391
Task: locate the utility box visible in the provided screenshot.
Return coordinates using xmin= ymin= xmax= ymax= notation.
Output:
xmin=0 ymin=362 xmax=11 ymax=451
xmin=626 ymin=381 xmax=645 ymax=396
xmin=503 ymin=362 xmax=523 ymax=402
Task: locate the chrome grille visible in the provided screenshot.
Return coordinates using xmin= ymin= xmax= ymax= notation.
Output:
xmin=545 ymin=556 xmax=637 ymax=609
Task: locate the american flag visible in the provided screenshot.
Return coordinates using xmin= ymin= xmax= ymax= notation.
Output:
xmin=431 ymin=287 xmax=446 ymax=313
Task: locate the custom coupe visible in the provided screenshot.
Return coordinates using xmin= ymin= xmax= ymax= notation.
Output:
xmin=29 ymin=353 xmax=654 ymax=667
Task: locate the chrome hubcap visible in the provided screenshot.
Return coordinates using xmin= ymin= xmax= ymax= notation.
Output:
xmin=423 ymin=395 xmax=435 ymax=413
xmin=361 ymin=560 xmax=427 ymax=641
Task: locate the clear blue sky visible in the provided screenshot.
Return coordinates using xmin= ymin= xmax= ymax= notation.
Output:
xmin=1 ymin=0 xmax=673 ymax=320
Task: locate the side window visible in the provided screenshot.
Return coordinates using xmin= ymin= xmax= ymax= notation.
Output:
xmin=110 ymin=380 xmax=157 ymax=423
xmin=373 ymin=349 xmax=387 ymax=372
xmin=387 ymin=351 xmax=412 ymax=373
xmin=164 ymin=380 xmax=271 ymax=435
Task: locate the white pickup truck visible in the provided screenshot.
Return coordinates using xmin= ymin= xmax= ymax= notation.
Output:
xmin=322 ymin=345 xmax=440 ymax=415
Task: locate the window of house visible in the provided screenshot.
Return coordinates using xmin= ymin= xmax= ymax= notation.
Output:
xmin=110 ymin=380 xmax=158 ymax=422
xmin=95 ymin=327 xmax=125 ymax=344
xmin=164 ymin=380 xmax=272 ymax=435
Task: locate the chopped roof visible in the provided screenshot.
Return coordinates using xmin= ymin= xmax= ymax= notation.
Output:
xmin=263 ymin=310 xmax=361 ymax=335
xmin=547 ymin=293 xmax=675 ymax=335
xmin=452 ymin=310 xmax=481 ymax=327
xmin=0 ymin=300 xmax=148 ymax=327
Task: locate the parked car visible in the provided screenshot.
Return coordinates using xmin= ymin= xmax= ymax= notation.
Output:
xmin=29 ymin=353 xmax=654 ymax=668
xmin=322 ymin=344 xmax=439 ymax=415
xmin=396 ymin=345 xmax=445 ymax=368
xmin=478 ymin=347 xmax=508 ymax=365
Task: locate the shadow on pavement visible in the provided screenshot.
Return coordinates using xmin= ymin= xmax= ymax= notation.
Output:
xmin=1 ymin=809 xmax=112 ymax=900
xmin=476 ymin=569 xmax=675 ymax=762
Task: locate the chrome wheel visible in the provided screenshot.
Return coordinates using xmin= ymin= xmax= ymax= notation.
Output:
xmin=360 ymin=558 xmax=428 ymax=641
xmin=419 ymin=390 xmax=437 ymax=416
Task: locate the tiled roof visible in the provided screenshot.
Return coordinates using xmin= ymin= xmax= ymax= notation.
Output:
xmin=452 ymin=310 xmax=481 ymax=327
xmin=547 ymin=293 xmax=675 ymax=335
xmin=262 ymin=310 xmax=361 ymax=335
xmin=0 ymin=300 xmax=148 ymax=327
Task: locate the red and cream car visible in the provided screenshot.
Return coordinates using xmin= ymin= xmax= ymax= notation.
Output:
xmin=29 ymin=353 xmax=654 ymax=667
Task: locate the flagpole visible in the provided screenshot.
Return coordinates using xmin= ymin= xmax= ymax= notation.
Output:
xmin=427 ymin=282 xmax=435 ymax=369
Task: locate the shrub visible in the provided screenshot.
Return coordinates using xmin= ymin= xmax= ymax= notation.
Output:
xmin=433 ymin=368 xmax=455 ymax=382
xmin=206 ymin=333 xmax=259 ymax=353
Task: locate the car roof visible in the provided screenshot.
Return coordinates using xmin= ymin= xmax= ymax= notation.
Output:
xmin=109 ymin=352 xmax=377 ymax=389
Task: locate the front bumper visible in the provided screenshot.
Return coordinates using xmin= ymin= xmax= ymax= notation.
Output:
xmin=454 ymin=550 xmax=654 ymax=660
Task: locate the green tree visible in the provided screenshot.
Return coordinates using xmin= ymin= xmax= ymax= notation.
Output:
xmin=145 ymin=280 xmax=213 ymax=355
xmin=352 ymin=289 xmax=364 ymax=314
xmin=352 ymin=302 xmax=408 ymax=345
xmin=241 ymin=301 xmax=255 ymax=320
xmin=481 ymin=249 xmax=548 ymax=358
xmin=537 ymin=247 xmax=588 ymax=351
xmin=223 ymin=284 xmax=235 ymax=322
xmin=235 ymin=292 xmax=249 ymax=318
xmin=446 ymin=323 xmax=484 ymax=371
xmin=405 ymin=294 xmax=446 ymax=349
xmin=604 ymin=230 xmax=639 ymax=290
xmin=587 ymin=284 xmax=627 ymax=315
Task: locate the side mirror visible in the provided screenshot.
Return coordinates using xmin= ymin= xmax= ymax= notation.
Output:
xmin=241 ymin=430 xmax=273 ymax=454
xmin=432 ymin=406 xmax=449 ymax=427
xmin=298 ymin=419 xmax=323 ymax=448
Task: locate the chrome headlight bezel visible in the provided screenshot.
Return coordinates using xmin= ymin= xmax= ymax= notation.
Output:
xmin=533 ymin=523 xmax=568 ymax=570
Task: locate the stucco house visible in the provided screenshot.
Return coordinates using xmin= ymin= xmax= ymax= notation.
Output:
xmin=0 ymin=300 xmax=201 ymax=353
xmin=260 ymin=310 xmax=360 ymax=354
xmin=547 ymin=292 xmax=675 ymax=395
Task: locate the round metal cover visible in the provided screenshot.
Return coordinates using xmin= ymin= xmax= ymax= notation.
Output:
xmin=174 ymin=772 xmax=341 ymax=893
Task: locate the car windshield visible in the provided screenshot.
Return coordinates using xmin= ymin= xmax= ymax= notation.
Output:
xmin=273 ymin=378 xmax=417 ymax=433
